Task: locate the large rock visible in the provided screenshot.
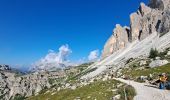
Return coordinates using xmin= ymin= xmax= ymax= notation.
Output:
xmin=149 ymin=59 xmax=169 ymax=68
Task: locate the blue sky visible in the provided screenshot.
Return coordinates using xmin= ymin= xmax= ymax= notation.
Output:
xmin=0 ymin=0 xmax=148 ymax=70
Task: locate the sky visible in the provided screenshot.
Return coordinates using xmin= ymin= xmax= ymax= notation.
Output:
xmin=0 ymin=0 xmax=148 ymax=70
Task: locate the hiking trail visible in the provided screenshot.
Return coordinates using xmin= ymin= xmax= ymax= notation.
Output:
xmin=114 ymin=78 xmax=170 ymax=100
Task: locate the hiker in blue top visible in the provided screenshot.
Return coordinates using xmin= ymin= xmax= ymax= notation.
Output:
xmin=159 ymin=73 xmax=167 ymax=89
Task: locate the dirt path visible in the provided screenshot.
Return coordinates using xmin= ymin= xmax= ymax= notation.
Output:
xmin=114 ymin=78 xmax=170 ymax=100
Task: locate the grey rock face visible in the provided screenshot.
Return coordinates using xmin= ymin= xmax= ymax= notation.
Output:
xmin=0 ymin=69 xmax=66 ymax=100
xmin=157 ymin=8 xmax=170 ymax=35
xmin=130 ymin=12 xmax=142 ymax=41
xmin=102 ymin=0 xmax=170 ymax=59
xmin=130 ymin=2 xmax=163 ymax=40
xmin=102 ymin=24 xmax=129 ymax=58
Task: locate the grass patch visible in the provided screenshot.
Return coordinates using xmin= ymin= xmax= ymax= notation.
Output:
xmin=118 ymin=85 xmax=136 ymax=100
xmin=122 ymin=63 xmax=170 ymax=80
xmin=12 ymin=94 xmax=26 ymax=100
xmin=66 ymin=67 xmax=97 ymax=82
xmin=27 ymin=79 xmax=136 ymax=100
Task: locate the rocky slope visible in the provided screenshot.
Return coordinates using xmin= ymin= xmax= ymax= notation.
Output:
xmin=102 ymin=0 xmax=170 ymax=59
xmin=82 ymin=0 xmax=170 ymax=79
xmin=0 ymin=63 xmax=91 ymax=100
xmin=0 ymin=65 xmax=68 ymax=100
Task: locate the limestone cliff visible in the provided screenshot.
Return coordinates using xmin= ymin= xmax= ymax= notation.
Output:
xmin=102 ymin=0 xmax=170 ymax=59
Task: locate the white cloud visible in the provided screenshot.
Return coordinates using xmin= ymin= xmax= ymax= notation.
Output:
xmin=88 ymin=50 xmax=99 ymax=61
xmin=32 ymin=44 xmax=72 ymax=71
xmin=31 ymin=45 xmax=100 ymax=71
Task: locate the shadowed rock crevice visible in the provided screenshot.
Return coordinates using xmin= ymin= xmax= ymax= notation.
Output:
xmin=149 ymin=0 xmax=164 ymax=10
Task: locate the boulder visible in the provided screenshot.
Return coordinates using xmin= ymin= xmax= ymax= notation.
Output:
xmin=140 ymin=76 xmax=148 ymax=81
xmin=113 ymin=94 xmax=121 ymax=100
xmin=149 ymin=59 xmax=169 ymax=68
xmin=139 ymin=60 xmax=147 ymax=66
xmin=70 ymin=85 xmax=76 ymax=90
xmin=167 ymin=51 xmax=170 ymax=55
xmin=155 ymin=57 xmax=161 ymax=60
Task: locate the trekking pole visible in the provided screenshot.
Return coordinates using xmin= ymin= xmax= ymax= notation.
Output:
xmin=124 ymin=86 xmax=127 ymax=100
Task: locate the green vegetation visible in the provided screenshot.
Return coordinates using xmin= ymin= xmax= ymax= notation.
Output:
xmin=27 ymin=80 xmax=136 ymax=100
xmin=122 ymin=63 xmax=170 ymax=81
xmin=12 ymin=94 xmax=26 ymax=100
xmin=0 ymin=94 xmax=5 ymax=100
xmin=66 ymin=67 xmax=97 ymax=83
xmin=149 ymin=48 xmax=159 ymax=59
xmin=149 ymin=47 xmax=170 ymax=60
xmin=76 ymin=62 xmax=93 ymax=72
xmin=118 ymin=85 xmax=136 ymax=100
xmin=47 ymin=62 xmax=94 ymax=86
xmin=64 ymin=62 xmax=94 ymax=82
xmin=39 ymin=86 xmax=48 ymax=94
xmin=48 ymin=77 xmax=65 ymax=85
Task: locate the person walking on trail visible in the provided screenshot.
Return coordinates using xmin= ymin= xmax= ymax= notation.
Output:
xmin=159 ymin=73 xmax=167 ymax=89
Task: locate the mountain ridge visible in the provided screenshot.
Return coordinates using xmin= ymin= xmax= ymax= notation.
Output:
xmin=82 ymin=0 xmax=170 ymax=79
xmin=102 ymin=0 xmax=170 ymax=59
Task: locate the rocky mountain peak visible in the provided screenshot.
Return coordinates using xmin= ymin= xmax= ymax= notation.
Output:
xmin=102 ymin=0 xmax=170 ymax=59
xmin=102 ymin=24 xmax=129 ymax=58
xmin=0 ymin=65 xmax=11 ymax=71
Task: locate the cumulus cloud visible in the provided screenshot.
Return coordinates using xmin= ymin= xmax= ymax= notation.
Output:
xmin=31 ymin=45 xmax=101 ymax=71
xmin=88 ymin=50 xmax=99 ymax=61
xmin=32 ymin=44 xmax=72 ymax=71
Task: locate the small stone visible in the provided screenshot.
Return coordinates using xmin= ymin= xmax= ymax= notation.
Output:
xmin=57 ymin=87 xmax=61 ymax=91
xmin=113 ymin=94 xmax=121 ymax=100
xmin=111 ymin=89 xmax=118 ymax=92
xmin=71 ymin=86 xmax=76 ymax=90
xmin=65 ymin=83 xmax=70 ymax=88
xmin=139 ymin=60 xmax=147 ymax=66
xmin=155 ymin=57 xmax=161 ymax=60
xmin=87 ymin=96 xmax=91 ymax=98
xmin=140 ymin=76 xmax=148 ymax=81
xmin=51 ymin=92 xmax=56 ymax=95
xmin=117 ymin=83 xmax=123 ymax=88
xmin=167 ymin=51 xmax=170 ymax=55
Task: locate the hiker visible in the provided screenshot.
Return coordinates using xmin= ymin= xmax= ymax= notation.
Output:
xmin=159 ymin=73 xmax=167 ymax=89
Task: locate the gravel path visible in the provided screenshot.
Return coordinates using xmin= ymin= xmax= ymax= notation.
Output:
xmin=114 ymin=78 xmax=170 ymax=100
